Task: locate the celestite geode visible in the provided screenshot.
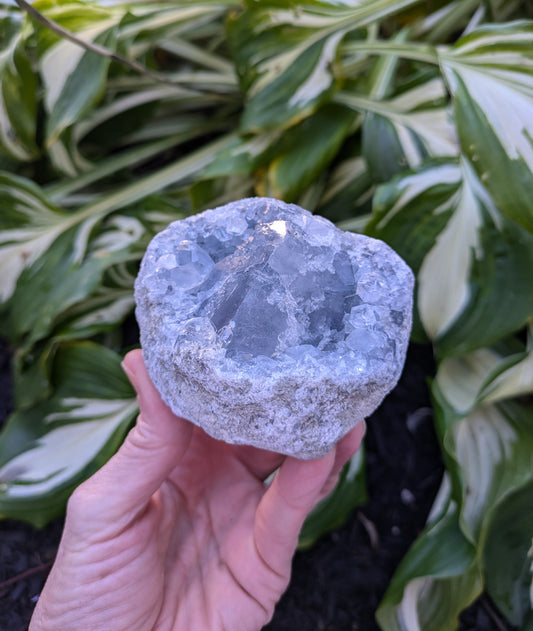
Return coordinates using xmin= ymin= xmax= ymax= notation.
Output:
xmin=135 ymin=197 xmax=414 ymax=458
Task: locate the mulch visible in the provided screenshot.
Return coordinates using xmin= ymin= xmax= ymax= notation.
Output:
xmin=0 ymin=338 xmax=515 ymax=631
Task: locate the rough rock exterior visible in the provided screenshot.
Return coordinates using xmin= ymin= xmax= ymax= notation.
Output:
xmin=135 ymin=197 xmax=414 ymax=458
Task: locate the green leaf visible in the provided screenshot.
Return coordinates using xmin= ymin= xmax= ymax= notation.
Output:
xmin=522 ymin=611 xmax=533 ymax=631
xmin=435 ymin=337 xmax=533 ymax=415
xmin=376 ymin=500 xmax=482 ymax=631
xmin=353 ymin=77 xmax=458 ymax=182
xmin=46 ymin=132 xmax=199 ymax=204
xmin=299 ymin=446 xmax=366 ymax=550
xmin=367 ymin=159 xmax=533 ymax=356
xmin=0 ymin=173 xmax=147 ymax=346
xmin=482 ymin=480 xmax=533 ymax=627
xmin=76 ymin=132 xmax=236 ymax=216
xmin=433 ymin=364 xmax=533 ymax=544
xmin=240 ymin=28 xmax=345 ymax=132
xmin=53 ymin=270 xmax=136 ymax=341
xmin=28 ymin=0 xmax=117 ymax=52
xmin=0 ymin=342 xmax=137 ymax=527
xmin=430 ymin=337 xmax=533 ymax=628
xmin=439 ymin=21 xmax=533 ymax=233
xmin=201 ymin=131 xmax=281 ymax=179
xmin=229 ymin=0 xmax=423 ymax=132
xmin=0 ymin=172 xmax=80 ymax=306
xmin=266 ymin=103 xmax=356 ymax=201
xmin=318 ymin=151 xmax=374 ymax=227
xmin=12 ymin=339 xmax=57 ymax=410
xmin=0 ymin=133 xmax=235 ymax=334
xmin=2 ymin=225 xmax=133 ymax=346
xmin=0 ymin=17 xmax=39 ymax=161
xmin=41 ymin=20 xmax=119 ymax=147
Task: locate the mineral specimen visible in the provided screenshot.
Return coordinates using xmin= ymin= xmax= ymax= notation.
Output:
xmin=135 ymin=197 xmax=414 ymax=458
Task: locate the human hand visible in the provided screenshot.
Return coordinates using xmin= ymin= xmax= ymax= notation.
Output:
xmin=29 ymin=349 xmax=365 ymax=631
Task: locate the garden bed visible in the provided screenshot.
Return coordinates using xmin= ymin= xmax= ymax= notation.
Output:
xmin=0 ymin=339 xmax=515 ymax=630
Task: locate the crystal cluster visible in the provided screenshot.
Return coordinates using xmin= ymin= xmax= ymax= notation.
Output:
xmin=135 ymin=198 xmax=414 ymax=458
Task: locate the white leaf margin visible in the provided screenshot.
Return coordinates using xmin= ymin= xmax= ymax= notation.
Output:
xmin=436 ymin=336 xmax=533 ymax=416
xmin=435 ymin=339 xmax=533 ymax=543
xmin=439 ymin=22 xmax=533 ymax=191
xmin=0 ymin=397 xmax=137 ymax=498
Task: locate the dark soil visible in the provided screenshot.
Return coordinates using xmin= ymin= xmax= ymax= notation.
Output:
xmin=0 ymin=339 xmax=515 ymax=631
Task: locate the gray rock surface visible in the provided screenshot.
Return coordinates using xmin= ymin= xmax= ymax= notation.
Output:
xmin=135 ymin=197 xmax=414 ymax=458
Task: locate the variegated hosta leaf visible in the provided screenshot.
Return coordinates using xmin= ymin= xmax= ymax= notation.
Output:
xmin=81 ymin=131 xmax=236 ymax=217
xmin=0 ymin=16 xmax=39 ymax=162
xmin=55 ymin=286 xmax=135 ymax=341
xmin=436 ymin=335 xmax=533 ymax=415
xmin=1 ymin=132 xmax=236 ymax=341
xmin=338 ymin=77 xmax=458 ymax=183
xmin=24 ymin=0 xmax=117 ymax=51
xmin=433 ymin=363 xmax=533 ymax=545
xmin=439 ymin=21 xmax=533 ymax=233
xmin=376 ymin=499 xmax=482 ymax=631
xmin=47 ymin=132 xmax=198 ymax=205
xmin=41 ymin=20 xmax=119 ymax=152
xmin=0 ymin=173 xmax=148 ymax=345
xmin=32 ymin=2 xmax=233 ymax=174
xmin=367 ymin=159 xmax=533 ymax=356
xmin=45 ymin=79 xmax=184 ymax=177
xmin=18 ymin=0 xmax=124 ymax=155
xmin=5 ymin=226 xmax=141 ymax=348
xmin=299 ymin=446 xmax=366 ymax=550
xmin=410 ymin=0 xmax=524 ymax=43
xmin=53 ymin=259 xmax=139 ymax=341
xmin=0 ymin=342 xmax=137 ymax=527
xmin=118 ymin=3 xmax=234 ymax=63
xmin=482 ymin=480 xmax=533 ymax=627
xmin=42 ymin=2 xmax=237 ymax=176
xmin=228 ymin=0 xmax=422 ymax=132
xmin=0 ymin=172 xmax=80 ymax=305
xmin=431 ymin=336 xmax=533 ymax=628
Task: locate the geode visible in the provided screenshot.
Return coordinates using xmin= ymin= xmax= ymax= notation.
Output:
xmin=135 ymin=197 xmax=414 ymax=459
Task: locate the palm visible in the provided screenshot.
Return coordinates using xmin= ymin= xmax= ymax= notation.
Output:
xmin=160 ymin=434 xmax=288 ymax=630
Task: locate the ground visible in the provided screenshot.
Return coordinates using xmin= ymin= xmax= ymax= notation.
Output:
xmin=0 ymin=339 xmax=515 ymax=631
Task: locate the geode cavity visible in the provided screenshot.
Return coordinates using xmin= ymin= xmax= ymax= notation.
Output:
xmin=135 ymin=197 xmax=414 ymax=458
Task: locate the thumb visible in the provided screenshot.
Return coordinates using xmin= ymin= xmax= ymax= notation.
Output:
xmin=69 ymin=350 xmax=193 ymax=529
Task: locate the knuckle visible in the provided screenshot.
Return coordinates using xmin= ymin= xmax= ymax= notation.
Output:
xmin=66 ymin=478 xmax=97 ymax=519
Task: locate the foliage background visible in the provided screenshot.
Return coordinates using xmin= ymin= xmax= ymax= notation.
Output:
xmin=0 ymin=0 xmax=532 ymax=629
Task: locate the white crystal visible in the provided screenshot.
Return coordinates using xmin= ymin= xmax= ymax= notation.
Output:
xmin=135 ymin=197 xmax=414 ymax=458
